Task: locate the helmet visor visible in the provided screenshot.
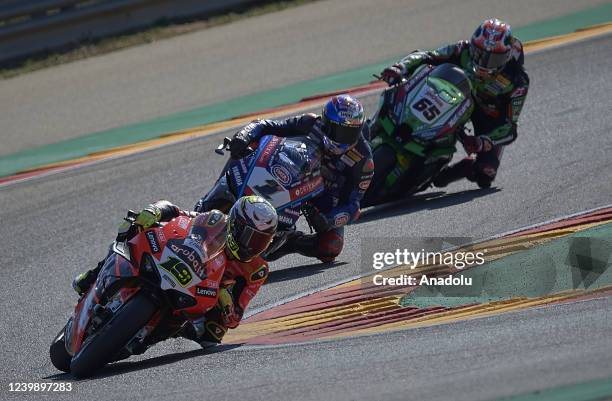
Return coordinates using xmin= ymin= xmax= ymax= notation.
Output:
xmin=470 ymin=45 xmax=509 ymax=72
xmin=230 ymin=223 xmax=273 ymax=261
xmin=327 ymin=122 xmax=361 ymax=145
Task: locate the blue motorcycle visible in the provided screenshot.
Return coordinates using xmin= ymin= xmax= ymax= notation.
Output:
xmin=195 ymin=134 xmax=325 ymax=258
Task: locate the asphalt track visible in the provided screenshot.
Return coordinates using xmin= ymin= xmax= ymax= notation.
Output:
xmin=0 ymin=0 xmax=609 ymax=156
xmin=1 ymin=34 xmax=612 ymax=400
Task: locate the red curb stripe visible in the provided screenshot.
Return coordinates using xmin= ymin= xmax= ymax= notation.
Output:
xmin=509 ymin=207 xmax=612 ymax=237
xmin=246 ymin=283 xmax=409 ymax=322
xmin=0 ymin=162 xmax=86 ymax=184
xmin=238 ymin=305 xmax=468 ymax=345
xmin=249 ymin=268 xmax=452 ymax=322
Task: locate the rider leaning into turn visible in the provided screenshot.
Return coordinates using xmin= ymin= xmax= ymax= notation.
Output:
xmin=73 ymin=195 xmax=278 ymax=347
xmin=225 ymin=94 xmax=374 ymax=263
xmin=380 ymin=18 xmax=530 ymax=188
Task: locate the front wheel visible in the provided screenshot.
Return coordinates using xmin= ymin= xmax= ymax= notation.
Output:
xmin=49 ymin=326 xmax=71 ymax=373
xmin=362 ymin=144 xmax=397 ymax=207
xmin=70 ymin=292 xmax=157 ymax=379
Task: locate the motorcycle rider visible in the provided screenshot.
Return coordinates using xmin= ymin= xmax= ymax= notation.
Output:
xmin=380 ymin=18 xmax=529 ymax=188
xmin=220 ymin=94 xmax=374 ymax=263
xmin=72 ymin=195 xmax=278 ymax=347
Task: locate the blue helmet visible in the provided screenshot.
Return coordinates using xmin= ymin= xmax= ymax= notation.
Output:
xmin=321 ymin=94 xmax=365 ymax=155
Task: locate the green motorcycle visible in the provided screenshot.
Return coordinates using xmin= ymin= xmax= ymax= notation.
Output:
xmin=362 ymin=63 xmax=474 ymax=207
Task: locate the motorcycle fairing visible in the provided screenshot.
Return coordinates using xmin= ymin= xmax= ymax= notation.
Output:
xmin=229 ymin=135 xmax=325 ymax=227
xmin=64 ymin=217 xmax=228 ymax=356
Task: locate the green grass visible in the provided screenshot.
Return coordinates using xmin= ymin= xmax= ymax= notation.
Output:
xmin=0 ymin=0 xmax=319 ymax=80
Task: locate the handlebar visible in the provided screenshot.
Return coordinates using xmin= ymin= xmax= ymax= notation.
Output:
xmin=215 ymin=136 xmax=256 ymax=158
xmin=373 ymin=73 xmax=408 ymax=87
xmin=215 ymin=137 xmax=232 ymax=155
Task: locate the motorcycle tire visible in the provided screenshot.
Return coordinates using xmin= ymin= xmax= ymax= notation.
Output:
xmin=69 ymin=292 xmax=157 ymax=379
xmin=49 ymin=326 xmax=71 ymax=373
xmin=362 ymin=144 xmax=397 ymax=207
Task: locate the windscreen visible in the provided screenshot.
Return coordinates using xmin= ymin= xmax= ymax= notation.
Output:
xmin=276 ymin=137 xmax=321 ymax=179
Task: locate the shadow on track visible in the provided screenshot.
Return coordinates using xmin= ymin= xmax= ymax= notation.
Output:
xmin=267 ymin=261 xmax=348 ymax=284
xmin=43 ymin=344 xmax=242 ymax=381
xmin=356 ymin=187 xmax=500 ymax=224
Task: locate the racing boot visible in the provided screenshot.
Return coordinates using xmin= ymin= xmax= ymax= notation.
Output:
xmin=266 ymin=230 xmax=342 ymax=263
xmin=433 ymin=158 xmax=475 ymax=188
xmin=182 ymin=312 xmax=227 ymax=349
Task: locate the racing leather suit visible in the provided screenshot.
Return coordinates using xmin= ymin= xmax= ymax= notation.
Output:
xmin=236 ymin=114 xmax=374 ymax=262
xmin=393 ymin=39 xmax=529 ymax=187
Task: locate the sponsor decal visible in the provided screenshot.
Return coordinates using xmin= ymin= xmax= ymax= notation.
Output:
xmin=202 ymin=279 xmax=219 ymax=288
xmin=340 ymin=154 xmax=356 ymax=167
xmin=213 ymin=254 xmax=225 ymax=267
xmin=239 ymin=158 xmax=248 ymax=174
xmin=157 ymin=228 xmax=167 ymax=244
xmin=271 ymin=164 xmax=292 ymax=186
xmin=169 ymin=242 xmax=206 ymax=279
xmin=159 ymin=257 xmax=192 ymax=287
xmin=359 ymin=179 xmax=371 ymax=190
xmin=496 ymin=74 xmax=511 ymax=87
xmin=244 ymin=288 xmax=256 ymax=299
xmin=206 ymin=321 xmax=226 ymax=340
xmin=232 ymin=166 xmax=243 ymax=187
xmin=195 ymin=286 xmax=218 ymax=298
xmin=278 ymin=213 xmax=293 ymax=225
xmin=161 ymin=274 xmax=176 ymax=288
xmin=338 ymin=110 xmax=356 ymax=119
xmin=250 ymin=265 xmax=268 ymax=282
xmin=510 ymin=87 xmax=527 ymax=98
xmin=364 ymin=159 xmax=374 ymax=173
xmin=257 ymin=136 xmax=281 ymax=167
xmin=284 ymin=208 xmax=299 ymax=217
xmin=184 ymin=236 xmax=206 ymax=258
xmin=512 ymin=98 xmax=524 ymax=108
xmin=145 ymin=231 xmax=160 ymax=253
xmin=177 ymin=216 xmax=190 ymax=230
xmin=348 ymin=148 xmax=363 ymax=160
xmin=334 ymin=212 xmax=350 ymax=227
xmin=207 ymin=254 xmax=225 ymax=275
xmin=292 ymin=176 xmax=323 ymax=198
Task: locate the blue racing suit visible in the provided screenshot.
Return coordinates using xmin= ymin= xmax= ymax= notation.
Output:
xmin=238 ymin=113 xmax=374 ymax=261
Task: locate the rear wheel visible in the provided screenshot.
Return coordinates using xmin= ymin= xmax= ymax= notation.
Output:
xmin=49 ymin=326 xmax=71 ymax=373
xmin=70 ymin=292 xmax=157 ymax=379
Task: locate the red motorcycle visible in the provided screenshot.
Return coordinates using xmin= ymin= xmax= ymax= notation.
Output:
xmin=50 ymin=210 xmax=230 ymax=378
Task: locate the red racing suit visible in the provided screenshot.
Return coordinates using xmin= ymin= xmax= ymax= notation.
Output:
xmin=146 ymin=201 xmax=269 ymax=343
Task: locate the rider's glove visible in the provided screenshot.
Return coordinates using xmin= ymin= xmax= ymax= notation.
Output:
xmin=218 ymin=287 xmax=240 ymax=329
xmin=229 ymin=132 xmax=251 ymax=159
xmin=462 ymin=136 xmax=492 ymax=154
xmin=134 ymin=205 xmax=161 ymax=229
xmin=380 ymin=64 xmax=407 ymax=86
